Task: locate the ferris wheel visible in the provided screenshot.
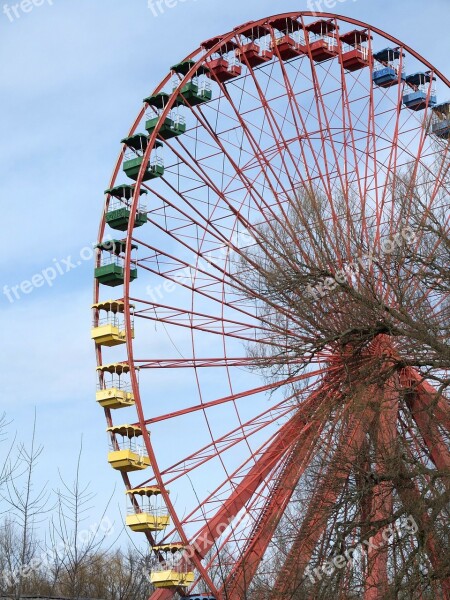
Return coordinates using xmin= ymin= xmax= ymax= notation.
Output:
xmin=93 ymin=11 xmax=450 ymax=600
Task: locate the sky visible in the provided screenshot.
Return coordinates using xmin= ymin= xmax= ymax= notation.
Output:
xmin=0 ymin=0 xmax=449 ymax=546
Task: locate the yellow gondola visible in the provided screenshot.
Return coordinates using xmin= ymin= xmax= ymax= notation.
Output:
xmin=96 ymin=363 xmax=136 ymax=409
xmin=150 ymin=571 xmax=195 ymax=588
xmin=150 ymin=545 xmax=194 ymax=589
xmin=125 ymin=487 xmax=170 ymax=532
xmin=107 ymin=425 xmax=150 ymax=472
xmin=91 ymin=300 xmax=135 ymax=347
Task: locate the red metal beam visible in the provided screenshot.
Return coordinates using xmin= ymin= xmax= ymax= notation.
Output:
xmin=136 ymin=366 xmax=331 ymax=427
xmin=391 ymin=472 xmax=450 ymax=598
xmin=401 ymin=368 xmax=450 ymax=432
xmin=364 ymin=377 xmax=399 ymax=600
xmin=274 ymin=409 xmax=372 ymax=597
xmin=190 ymin=415 xmax=315 ymax=560
xmin=223 ymin=426 xmax=318 ymax=599
xmin=408 ymin=389 xmax=450 ymax=482
xmin=377 ymin=372 xmax=450 ymax=598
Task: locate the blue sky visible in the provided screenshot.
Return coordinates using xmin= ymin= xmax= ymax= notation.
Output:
xmin=0 ymin=0 xmax=449 ymax=545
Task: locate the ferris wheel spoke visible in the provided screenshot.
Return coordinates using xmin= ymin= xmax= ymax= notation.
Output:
xmin=158 ymin=136 xmax=272 ymax=236
xmin=132 ymin=245 xmax=317 ymax=336
xmin=395 ymin=173 xmax=450 ymax=310
xmin=337 ymin=48 xmax=372 ymax=251
xmin=131 ymin=300 xmax=331 ymax=349
xmin=303 ymin=45 xmax=348 ymax=197
xmin=367 ymin=51 xmax=396 ymax=235
xmin=135 ymin=366 xmax=329 ymax=428
xmin=173 ymin=429 xmax=302 ymax=533
xmin=275 ymin=23 xmax=336 ymax=199
xmin=378 ymin=100 xmax=404 ymax=235
xmin=385 ymin=111 xmax=430 ymax=236
xmin=169 ymin=90 xmax=306 ymax=248
xmin=233 ymin=40 xmax=316 ymax=195
xmin=201 ymin=446 xmax=310 ymax=580
xmin=134 ymin=357 xmax=317 ymax=369
xmin=184 ymin=413 xmax=319 ymax=561
xmin=133 ymin=308 xmax=267 ymax=343
xmin=145 ymin=124 xmax=318 ymax=272
xmin=200 ymin=76 xmax=333 ymax=262
xmin=271 ymin=52 xmax=349 ymax=258
xmin=180 ymin=380 xmax=349 ymax=542
xmin=136 ymin=380 xmax=333 ymax=499
xmin=131 ymin=220 xmax=265 ymax=297
xmin=143 ymin=411 xmax=318 ymax=550
xmin=137 ymin=399 xmax=298 ymax=488
xmin=182 ymin=440 xmax=299 ymax=532
xmin=241 ymin=42 xmax=348 ymax=261
xmin=207 ymin=79 xmax=302 ymax=207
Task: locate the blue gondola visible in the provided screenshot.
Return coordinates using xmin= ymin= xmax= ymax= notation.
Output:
xmin=373 ymin=66 xmax=406 ymax=87
xmin=403 ymin=72 xmax=437 ymax=111
xmin=431 ymin=102 xmax=450 ymax=139
xmin=373 ymin=47 xmax=403 ymax=62
xmin=372 ymin=47 xmax=406 ymax=87
xmin=432 ymin=120 xmax=450 ymax=139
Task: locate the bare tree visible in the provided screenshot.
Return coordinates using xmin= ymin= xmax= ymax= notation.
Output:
xmin=231 ymin=165 xmax=450 ymax=599
xmin=48 ymin=440 xmax=116 ymax=600
xmin=1 ymin=412 xmax=51 ymax=600
xmin=98 ymin=547 xmax=152 ymax=600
